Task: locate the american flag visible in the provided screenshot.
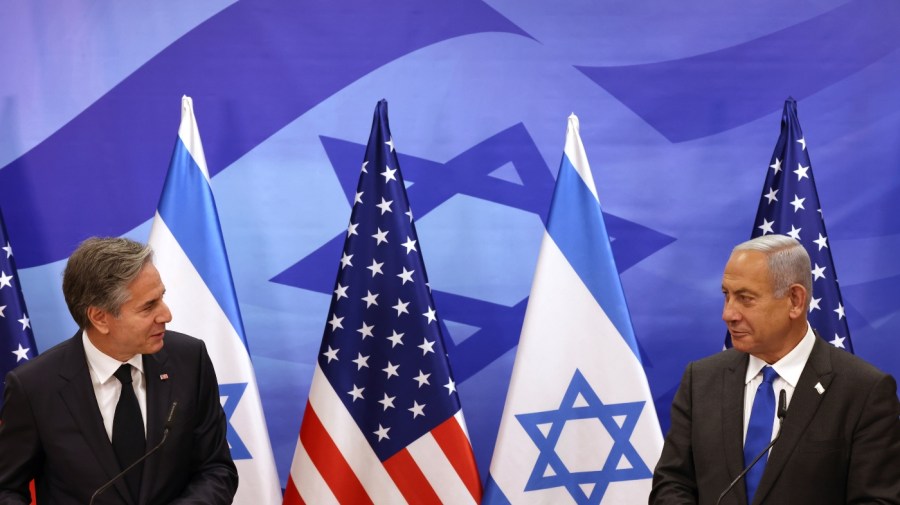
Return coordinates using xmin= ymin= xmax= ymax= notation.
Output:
xmin=283 ymin=100 xmax=482 ymax=504
xmin=740 ymin=98 xmax=853 ymax=352
xmin=0 ymin=206 xmax=38 ymax=412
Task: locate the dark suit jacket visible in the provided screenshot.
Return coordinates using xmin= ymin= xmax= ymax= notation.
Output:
xmin=650 ymin=337 xmax=900 ymax=505
xmin=0 ymin=331 xmax=238 ymax=504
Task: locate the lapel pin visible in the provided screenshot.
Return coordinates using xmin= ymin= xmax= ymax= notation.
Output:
xmin=160 ymin=373 xmax=170 ymax=381
xmin=814 ymin=382 xmax=825 ymax=394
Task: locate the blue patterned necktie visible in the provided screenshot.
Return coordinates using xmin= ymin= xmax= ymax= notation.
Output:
xmin=744 ymin=366 xmax=779 ymax=503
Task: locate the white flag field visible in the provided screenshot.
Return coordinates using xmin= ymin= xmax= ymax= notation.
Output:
xmin=148 ymin=95 xmax=282 ymax=504
xmin=484 ymin=114 xmax=663 ymax=504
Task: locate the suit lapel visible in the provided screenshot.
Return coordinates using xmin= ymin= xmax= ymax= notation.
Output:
xmin=57 ymin=333 xmax=135 ymax=505
xmin=722 ymin=351 xmax=750 ymax=505
xmin=139 ymin=343 xmax=172 ymax=505
xmin=752 ymin=337 xmax=834 ymax=505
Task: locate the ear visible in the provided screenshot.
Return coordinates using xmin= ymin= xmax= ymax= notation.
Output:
xmin=87 ymin=306 xmax=111 ymax=334
xmin=787 ymin=284 xmax=807 ymax=319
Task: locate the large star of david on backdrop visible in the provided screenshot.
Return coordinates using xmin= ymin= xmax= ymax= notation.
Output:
xmin=515 ymin=369 xmax=651 ymax=504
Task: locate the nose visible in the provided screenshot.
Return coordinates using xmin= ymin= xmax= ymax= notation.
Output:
xmin=157 ymin=300 xmax=173 ymax=324
xmin=722 ymin=298 xmax=740 ymax=323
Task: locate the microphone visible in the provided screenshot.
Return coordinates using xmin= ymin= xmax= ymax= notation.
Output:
xmin=89 ymin=401 xmax=178 ymax=505
xmin=715 ymin=390 xmax=787 ymax=505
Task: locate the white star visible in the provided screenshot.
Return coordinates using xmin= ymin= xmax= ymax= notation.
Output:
xmin=373 ymin=424 xmax=390 ymax=441
xmin=0 ymin=271 xmax=13 ymax=289
xmin=322 ymin=345 xmax=339 ymax=363
xmin=787 ymin=225 xmax=801 ymax=241
xmin=361 ymin=161 xmax=368 ymax=173
xmin=362 ymin=290 xmax=379 ymax=308
xmin=328 ymin=314 xmax=344 ymax=331
xmin=811 ymin=263 xmax=827 ymax=281
xmin=0 ymin=305 xmax=6 ymax=317
xmin=354 ymin=191 xmax=364 ymax=204
xmin=372 ymin=227 xmax=389 ymax=246
xmin=387 ymin=330 xmax=405 ymax=347
xmin=418 ymin=338 xmax=436 ymax=356
xmin=834 ymin=303 xmax=845 ymax=320
xmin=770 ymin=158 xmax=783 ymax=174
xmin=357 ymin=322 xmax=375 ymax=340
xmin=382 ymin=361 xmax=400 ymax=379
xmin=814 ymin=233 xmax=828 ymax=251
xmin=2 ymin=242 xmax=11 ymax=258
xmin=340 ymin=253 xmax=353 ymax=269
xmin=376 ymin=197 xmax=393 ymax=215
xmin=12 ymin=343 xmax=30 ymax=362
xmin=764 ymin=187 xmax=779 ymax=204
xmin=444 ymin=378 xmax=456 ymax=395
xmin=378 ymin=393 xmax=396 ymax=411
xmin=347 ymin=222 xmax=359 ymax=237
xmin=405 ymin=209 xmax=413 ymax=222
xmin=794 ymin=163 xmax=810 ymax=181
xmin=413 ymin=370 xmax=431 ymax=388
xmin=334 ymin=283 xmax=349 ymax=300
xmin=830 ymin=334 xmax=846 ymax=349
xmin=367 ymin=259 xmax=384 ymax=277
xmin=397 ymin=267 xmax=415 ymax=285
xmin=348 ymin=384 xmax=365 ymax=402
xmin=401 ymin=236 xmax=417 ymax=254
xmin=392 ymin=298 xmax=410 ymax=316
xmin=797 ymin=137 xmax=807 ymax=151
xmin=809 ymin=297 xmax=822 ymax=311
xmin=756 ymin=219 xmax=774 ymax=235
xmin=385 ymin=137 xmax=395 ymax=152
xmin=381 ymin=166 xmax=398 ymax=182
xmin=423 ymin=307 xmax=437 ymax=324
xmin=408 ymin=401 xmax=426 ymax=418
xmin=790 ymin=194 xmax=806 ymax=212
xmin=352 ymin=353 xmax=370 ymax=370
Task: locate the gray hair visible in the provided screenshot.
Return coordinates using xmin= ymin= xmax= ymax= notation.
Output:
xmin=733 ymin=234 xmax=812 ymax=306
xmin=62 ymin=237 xmax=154 ymax=329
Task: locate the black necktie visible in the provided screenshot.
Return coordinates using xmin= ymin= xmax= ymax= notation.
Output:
xmin=113 ymin=364 xmax=145 ymax=503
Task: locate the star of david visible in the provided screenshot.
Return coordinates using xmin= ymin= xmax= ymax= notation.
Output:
xmin=515 ymin=369 xmax=651 ymax=504
xmin=272 ymin=126 xmax=674 ymax=383
xmin=219 ymin=382 xmax=251 ymax=459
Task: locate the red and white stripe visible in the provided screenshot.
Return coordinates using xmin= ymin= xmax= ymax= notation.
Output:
xmin=283 ymin=366 xmax=482 ymax=505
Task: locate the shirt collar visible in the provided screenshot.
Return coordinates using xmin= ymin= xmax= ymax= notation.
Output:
xmin=745 ymin=323 xmax=815 ymax=386
xmin=82 ymin=330 xmax=144 ymax=384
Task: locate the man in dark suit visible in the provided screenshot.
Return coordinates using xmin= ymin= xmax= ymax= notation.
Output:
xmin=651 ymin=234 xmax=900 ymax=505
xmin=0 ymin=237 xmax=238 ymax=504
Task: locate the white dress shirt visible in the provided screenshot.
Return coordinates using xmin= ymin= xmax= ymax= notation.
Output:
xmin=82 ymin=331 xmax=148 ymax=441
xmin=742 ymin=323 xmax=816 ymax=444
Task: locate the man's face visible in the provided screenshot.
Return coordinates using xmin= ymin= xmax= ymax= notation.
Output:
xmin=94 ymin=263 xmax=172 ymax=361
xmin=721 ymin=250 xmax=795 ymax=363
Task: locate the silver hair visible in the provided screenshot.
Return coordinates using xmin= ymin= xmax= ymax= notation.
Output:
xmin=733 ymin=234 xmax=812 ymax=306
xmin=62 ymin=237 xmax=154 ymax=329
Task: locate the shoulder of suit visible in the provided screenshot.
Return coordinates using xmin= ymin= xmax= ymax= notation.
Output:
xmin=821 ymin=341 xmax=894 ymax=383
xmin=690 ymin=347 xmax=746 ymax=372
xmin=6 ymin=334 xmax=80 ymax=379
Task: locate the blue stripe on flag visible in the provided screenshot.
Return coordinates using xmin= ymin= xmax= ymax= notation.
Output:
xmin=545 ymin=154 xmax=640 ymax=361
xmin=157 ymin=138 xmax=248 ymax=347
xmin=483 ymin=474 xmax=513 ymax=505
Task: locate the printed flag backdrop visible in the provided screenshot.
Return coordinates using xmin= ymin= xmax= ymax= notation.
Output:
xmin=3 ymin=0 xmax=900 ymax=500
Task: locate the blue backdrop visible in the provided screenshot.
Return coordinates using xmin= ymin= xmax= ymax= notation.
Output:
xmin=3 ymin=0 xmax=899 ymax=489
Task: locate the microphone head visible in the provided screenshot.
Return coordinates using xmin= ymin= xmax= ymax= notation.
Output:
xmin=778 ymin=389 xmax=788 ymax=419
xmin=165 ymin=401 xmax=179 ymax=429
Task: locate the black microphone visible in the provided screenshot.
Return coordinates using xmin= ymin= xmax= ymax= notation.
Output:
xmin=89 ymin=401 xmax=178 ymax=505
xmin=715 ymin=390 xmax=787 ymax=505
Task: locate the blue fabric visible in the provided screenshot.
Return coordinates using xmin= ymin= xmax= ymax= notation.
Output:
xmin=744 ymin=366 xmax=778 ymax=503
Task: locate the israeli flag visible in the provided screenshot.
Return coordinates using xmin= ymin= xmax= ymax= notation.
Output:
xmin=484 ymin=114 xmax=663 ymax=504
xmin=149 ymin=96 xmax=282 ymax=504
